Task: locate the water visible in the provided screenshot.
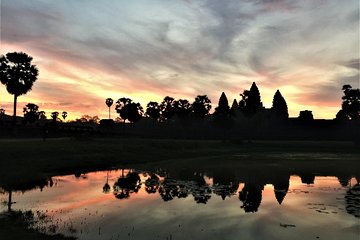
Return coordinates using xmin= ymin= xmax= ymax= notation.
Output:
xmin=1 ymin=168 xmax=359 ymax=240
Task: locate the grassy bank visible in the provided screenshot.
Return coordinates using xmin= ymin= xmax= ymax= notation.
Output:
xmin=0 ymin=137 xmax=359 ymax=187
xmin=0 ymin=211 xmax=76 ymax=240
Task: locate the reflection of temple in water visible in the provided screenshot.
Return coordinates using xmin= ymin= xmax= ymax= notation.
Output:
xmin=273 ymin=173 xmax=290 ymax=205
xmin=1 ymin=168 xmax=359 ymax=217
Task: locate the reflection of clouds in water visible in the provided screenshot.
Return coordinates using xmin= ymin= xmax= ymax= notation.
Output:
xmin=2 ymin=172 xmax=359 ymax=240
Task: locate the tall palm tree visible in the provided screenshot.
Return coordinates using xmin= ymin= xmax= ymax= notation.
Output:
xmin=106 ymin=98 xmax=113 ymax=119
xmin=0 ymin=52 xmax=38 ymax=124
xmin=0 ymin=108 xmax=5 ymax=121
xmin=62 ymin=111 xmax=68 ymax=121
xmin=103 ymin=171 xmax=111 ymax=193
xmin=51 ymin=111 xmax=59 ymax=123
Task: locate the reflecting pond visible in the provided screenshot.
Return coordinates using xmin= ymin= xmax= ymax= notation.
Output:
xmin=1 ymin=168 xmax=359 ymax=240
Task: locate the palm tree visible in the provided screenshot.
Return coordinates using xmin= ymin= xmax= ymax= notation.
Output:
xmin=62 ymin=111 xmax=68 ymax=121
xmin=39 ymin=111 xmax=46 ymax=120
xmin=51 ymin=111 xmax=59 ymax=123
xmin=105 ymin=98 xmax=113 ymax=119
xmin=0 ymin=52 xmax=38 ymax=124
xmin=0 ymin=108 xmax=5 ymax=123
xmin=103 ymin=171 xmax=111 ymax=193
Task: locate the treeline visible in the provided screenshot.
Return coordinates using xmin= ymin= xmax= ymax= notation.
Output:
xmin=102 ymin=82 xmax=287 ymax=126
xmin=102 ymin=81 xmax=358 ymax=126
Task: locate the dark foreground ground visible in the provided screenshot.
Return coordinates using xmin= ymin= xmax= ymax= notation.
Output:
xmin=0 ymin=137 xmax=359 ymax=239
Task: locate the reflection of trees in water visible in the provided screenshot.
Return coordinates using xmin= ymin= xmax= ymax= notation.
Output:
xmin=113 ymin=172 xmax=141 ymax=200
xmin=158 ymin=179 xmax=190 ymax=202
xmin=192 ymin=185 xmax=211 ymax=204
xmin=212 ymin=183 xmax=239 ymax=200
xmin=102 ymin=171 xmax=111 ymax=193
xmin=145 ymin=173 xmax=160 ymax=194
xmin=158 ymin=176 xmax=212 ymax=204
xmin=1 ymin=177 xmax=54 ymax=211
xmin=345 ymin=183 xmax=360 ymax=218
xmin=337 ymin=174 xmax=351 ymax=187
xmin=97 ymin=169 xmax=359 ymax=214
xmin=212 ymin=170 xmax=239 ymax=200
xmin=239 ymin=183 xmax=263 ymax=213
xmin=177 ymin=170 xmax=212 ymax=204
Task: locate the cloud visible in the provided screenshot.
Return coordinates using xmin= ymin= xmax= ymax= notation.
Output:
xmin=1 ymin=0 xmax=358 ymax=119
xmin=340 ymin=59 xmax=360 ymax=71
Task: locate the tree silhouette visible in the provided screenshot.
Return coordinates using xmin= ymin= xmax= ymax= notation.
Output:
xmin=115 ymin=98 xmax=143 ymax=124
xmin=191 ymin=95 xmax=211 ymax=119
xmin=145 ymin=173 xmax=160 ymax=194
xmin=62 ymin=111 xmax=67 ymax=121
xmin=174 ymin=99 xmax=192 ymax=125
xmin=239 ymin=183 xmax=263 ymax=213
xmin=239 ymin=90 xmax=249 ymax=110
xmin=127 ymin=102 xmax=143 ymax=123
xmin=191 ymin=185 xmax=212 ymax=204
xmin=174 ymin=99 xmax=191 ymax=116
xmin=158 ymin=178 xmax=189 ymax=202
xmin=103 ymin=171 xmax=111 ymax=193
xmin=272 ymin=90 xmax=288 ymax=118
xmin=0 ymin=108 xmax=5 ymax=124
xmin=239 ymin=82 xmax=263 ymax=117
xmin=335 ymin=109 xmax=348 ymax=122
xmin=115 ymin=98 xmax=132 ymax=124
xmin=0 ymin=52 xmax=38 ymax=124
xmin=158 ymin=181 xmax=176 ymax=201
xmin=51 ymin=111 xmax=59 ymax=123
xmin=337 ymin=174 xmax=351 ymax=187
xmin=23 ymin=103 xmax=40 ymax=124
xmin=212 ymin=170 xmax=239 ymax=200
xmin=146 ymin=101 xmax=161 ymax=122
xmin=76 ymin=115 xmax=100 ymax=124
xmin=39 ymin=111 xmax=46 ymax=120
xmin=113 ymin=172 xmax=142 ymax=200
xmin=105 ymin=98 xmax=113 ymax=119
xmin=160 ymin=96 xmax=175 ymax=122
xmin=341 ymin=85 xmax=360 ymax=121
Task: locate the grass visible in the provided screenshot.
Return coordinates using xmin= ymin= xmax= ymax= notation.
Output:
xmin=0 ymin=137 xmax=359 ymax=188
xmin=0 ymin=211 xmax=76 ymax=240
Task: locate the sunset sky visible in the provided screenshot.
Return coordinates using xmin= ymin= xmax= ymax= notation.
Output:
xmin=1 ymin=0 xmax=359 ymax=120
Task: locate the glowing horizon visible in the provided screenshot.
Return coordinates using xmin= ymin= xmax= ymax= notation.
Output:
xmin=0 ymin=0 xmax=359 ymax=120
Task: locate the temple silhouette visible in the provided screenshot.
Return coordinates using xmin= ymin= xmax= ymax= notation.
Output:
xmin=0 ymin=82 xmax=359 ymax=142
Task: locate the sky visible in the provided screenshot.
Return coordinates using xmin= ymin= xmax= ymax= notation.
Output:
xmin=0 ymin=0 xmax=359 ymax=120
